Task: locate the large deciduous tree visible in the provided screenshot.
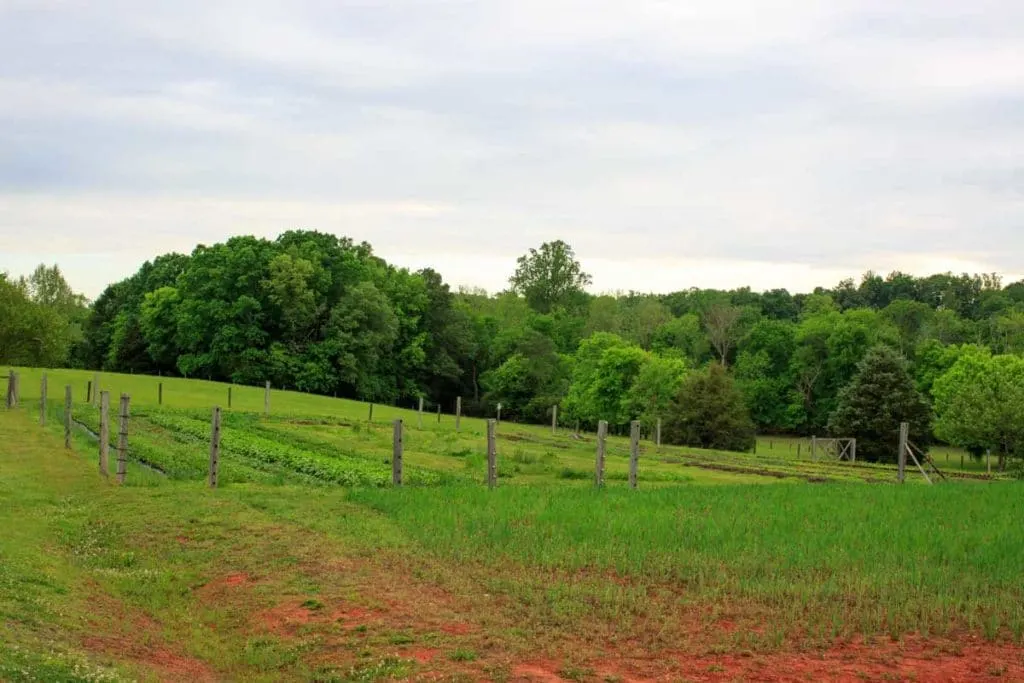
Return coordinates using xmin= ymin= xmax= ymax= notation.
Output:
xmin=827 ymin=345 xmax=932 ymax=463
xmin=509 ymin=240 xmax=591 ymax=314
xmin=932 ymin=350 xmax=1024 ymax=470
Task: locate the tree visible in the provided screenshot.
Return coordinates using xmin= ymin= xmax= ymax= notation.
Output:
xmin=509 ymin=240 xmax=591 ymax=314
xmin=932 ymin=350 xmax=1024 ymax=470
xmin=703 ymin=303 xmax=744 ymax=365
xmin=827 ymin=346 xmax=932 ymax=463
xmin=0 ymin=273 xmax=73 ymax=367
xmin=623 ymin=297 xmax=672 ymax=350
xmin=562 ymin=333 xmax=641 ymax=427
xmin=623 ymin=355 xmax=687 ymax=433
xmin=662 ymin=363 xmax=756 ymax=452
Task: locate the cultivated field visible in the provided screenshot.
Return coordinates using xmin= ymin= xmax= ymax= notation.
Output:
xmin=2 ymin=368 xmax=1023 ymax=681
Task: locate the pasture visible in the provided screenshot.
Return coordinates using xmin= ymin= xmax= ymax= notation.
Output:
xmin=2 ymin=367 xmax=1023 ymax=681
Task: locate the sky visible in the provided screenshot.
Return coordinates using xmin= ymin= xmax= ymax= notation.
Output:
xmin=1 ymin=0 xmax=1022 ymax=300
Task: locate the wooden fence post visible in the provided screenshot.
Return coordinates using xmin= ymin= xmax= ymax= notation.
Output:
xmin=418 ymin=397 xmax=424 ymax=429
xmin=209 ymin=406 xmax=221 ymax=488
xmin=158 ymin=382 xmax=163 ymax=406
xmin=368 ymin=403 xmax=374 ymax=424
xmin=551 ymin=405 xmax=558 ymax=435
xmin=392 ymin=419 xmax=403 ymax=486
xmin=629 ymin=420 xmax=640 ymax=489
xmin=99 ymin=391 xmax=110 ymax=477
xmin=851 ymin=439 xmax=857 ymax=463
xmin=228 ymin=386 xmax=232 ymax=409
xmin=656 ymin=418 xmax=662 ymax=450
xmin=86 ymin=380 xmax=92 ymax=405
xmin=7 ymin=370 xmax=18 ymax=408
xmin=437 ymin=404 xmax=441 ymax=424
xmin=63 ymin=385 xmax=72 ymax=448
xmin=897 ymin=422 xmax=909 ymax=484
xmin=595 ymin=420 xmax=608 ymax=488
xmin=116 ymin=394 xmax=130 ymax=484
xmin=40 ymin=373 xmax=47 ymax=426
xmin=264 ymin=381 xmax=270 ymax=416
xmin=455 ymin=396 xmax=462 ymax=432
xmin=92 ymin=373 xmax=99 ymax=407
xmin=487 ymin=419 xmax=497 ymax=489
xmin=497 ymin=402 xmax=502 ymax=424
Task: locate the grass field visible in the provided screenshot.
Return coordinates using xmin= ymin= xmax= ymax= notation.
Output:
xmin=2 ymin=368 xmax=1024 ymax=681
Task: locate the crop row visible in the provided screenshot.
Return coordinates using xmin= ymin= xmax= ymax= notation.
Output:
xmin=144 ymin=410 xmax=445 ymax=486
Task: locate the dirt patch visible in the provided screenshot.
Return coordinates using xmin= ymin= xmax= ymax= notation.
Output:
xmin=222 ymin=572 xmax=249 ymax=587
xmin=195 ymin=571 xmax=251 ymax=599
xmin=331 ymin=605 xmax=376 ymax=628
xmin=513 ymin=661 xmax=565 ymax=682
xmin=440 ymin=622 xmax=473 ymax=635
xmin=580 ymin=635 xmax=1024 ymax=682
xmin=408 ymin=647 xmax=441 ymax=663
xmin=83 ymin=636 xmax=216 ymax=683
xmin=257 ymin=602 xmax=320 ymax=635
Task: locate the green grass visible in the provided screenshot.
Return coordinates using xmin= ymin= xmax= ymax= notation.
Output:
xmin=2 ymin=399 xmax=1023 ymax=680
xmin=12 ymin=365 xmax=996 ymax=490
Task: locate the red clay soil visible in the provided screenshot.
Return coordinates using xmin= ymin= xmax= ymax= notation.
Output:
xmin=513 ymin=636 xmax=1024 ymax=682
xmin=409 ymin=647 xmax=441 ymax=663
xmin=83 ymin=636 xmax=217 ymax=683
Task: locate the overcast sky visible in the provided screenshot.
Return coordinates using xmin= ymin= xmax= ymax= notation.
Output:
xmin=1 ymin=1 xmax=1022 ymax=299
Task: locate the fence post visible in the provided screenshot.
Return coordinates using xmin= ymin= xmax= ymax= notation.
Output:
xmin=228 ymin=386 xmax=232 ymax=409
xmin=209 ymin=406 xmax=221 ymax=488
xmin=418 ymin=397 xmax=424 ymax=429
xmin=368 ymin=403 xmax=374 ymax=424
xmin=63 ymin=385 xmax=72 ymax=448
xmin=437 ymin=404 xmax=441 ymax=424
xmin=455 ymin=396 xmax=462 ymax=432
xmin=158 ymin=382 xmax=163 ymax=406
xmin=92 ymin=373 xmax=99 ymax=407
xmin=595 ymin=420 xmax=608 ymax=488
xmin=497 ymin=402 xmax=502 ymax=424
xmin=8 ymin=370 xmax=18 ymax=408
xmin=987 ymin=449 xmax=991 ymax=475
xmin=811 ymin=435 xmax=818 ymax=461
xmin=851 ymin=439 xmax=857 ymax=463
xmin=656 ymin=418 xmax=662 ymax=450
xmin=392 ymin=419 xmax=403 ymax=486
xmin=264 ymin=381 xmax=271 ymax=416
xmin=99 ymin=391 xmax=110 ymax=477
xmin=117 ymin=394 xmax=130 ymax=484
xmin=897 ymin=422 xmax=909 ymax=484
xmin=629 ymin=420 xmax=640 ymax=489
xmin=487 ymin=419 xmax=497 ymax=489
xmin=551 ymin=405 xmax=558 ymax=435
xmin=86 ymin=379 xmax=92 ymax=405
xmin=40 ymin=373 xmax=47 ymax=426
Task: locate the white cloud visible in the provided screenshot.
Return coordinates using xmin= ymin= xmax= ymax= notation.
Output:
xmin=1 ymin=1 xmax=1023 ymax=297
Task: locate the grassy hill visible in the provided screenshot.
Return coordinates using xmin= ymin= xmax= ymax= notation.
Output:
xmin=2 ymin=368 xmax=1022 ymax=680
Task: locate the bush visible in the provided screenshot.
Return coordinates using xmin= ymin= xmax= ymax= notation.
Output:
xmin=828 ymin=345 xmax=932 ymax=462
xmin=662 ymin=363 xmax=756 ymax=452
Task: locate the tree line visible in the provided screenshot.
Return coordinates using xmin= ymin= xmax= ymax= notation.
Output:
xmin=4 ymin=230 xmax=1024 ymax=466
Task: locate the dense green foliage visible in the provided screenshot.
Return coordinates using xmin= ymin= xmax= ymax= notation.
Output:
xmin=0 ymin=266 xmax=87 ymax=367
xmin=662 ymin=363 xmax=756 ymax=451
xmin=933 ymin=350 xmax=1024 ymax=470
xmin=6 ymin=232 xmax=1024 ymax=459
xmin=828 ymin=346 xmax=933 ymax=462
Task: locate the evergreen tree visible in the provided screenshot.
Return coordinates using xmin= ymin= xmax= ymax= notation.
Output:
xmin=828 ymin=345 xmax=932 ymax=462
xmin=663 ymin=363 xmax=756 ymax=452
